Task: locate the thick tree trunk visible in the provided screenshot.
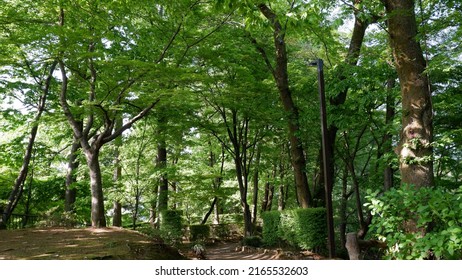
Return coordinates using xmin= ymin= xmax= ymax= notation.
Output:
xmin=384 ymin=0 xmax=434 ymax=188
xmin=345 ymin=233 xmax=361 ymax=260
xmin=85 ymin=150 xmax=107 ymax=227
xmin=258 ymin=3 xmax=312 ymax=208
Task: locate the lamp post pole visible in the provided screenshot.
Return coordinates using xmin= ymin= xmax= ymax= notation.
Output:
xmin=310 ymin=59 xmax=336 ymax=258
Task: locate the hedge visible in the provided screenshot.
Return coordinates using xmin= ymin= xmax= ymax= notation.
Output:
xmin=262 ymin=208 xmax=327 ymax=250
xmin=261 ymin=211 xmax=281 ymax=246
xmin=159 ymin=210 xmax=183 ymax=246
xmin=189 ymin=224 xmax=210 ymax=241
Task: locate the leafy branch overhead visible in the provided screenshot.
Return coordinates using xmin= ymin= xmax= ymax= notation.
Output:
xmin=0 ymin=0 xmax=461 ymax=260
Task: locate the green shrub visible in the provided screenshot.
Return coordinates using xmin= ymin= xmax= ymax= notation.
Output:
xmin=261 ymin=211 xmax=281 ymax=246
xmin=211 ymin=224 xmax=230 ymax=239
xmin=292 ymin=208 xmax=327 ymax=251
xmin=136 ymin=223 xmax=162 ymax=239
xmin=189 ymin=224 xmax=210 ymax=241
xmin=159 ymin=210 xmax=183 ymax=246
xmin=242 ymin=236 xmax=263 ymax=247
xmin=278 ymin=210 xmax=299 ymax=248
xmin=36 ymin=206 xmax=85 ymax=228
xmin=366 ymin=186 xmax=462 ymax=259
xmin=262 ymin=208 xmax=327 ymax=251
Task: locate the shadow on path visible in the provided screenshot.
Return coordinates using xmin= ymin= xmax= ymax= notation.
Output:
xmin=204 ymin=242 xmax=280 ymax=260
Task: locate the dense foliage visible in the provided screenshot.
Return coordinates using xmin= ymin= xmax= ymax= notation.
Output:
xmin=189 ymin=224 xmax=211 ymax=242
xmin=159 ymin=210 xmax=183 ymax=246
xmin=1 ymin=0 xmax=461 ymax=259
xmin=366 ymin=187 xmax=462 ymax=259
xmin=262 ymin=208 xmax=327 ymax=251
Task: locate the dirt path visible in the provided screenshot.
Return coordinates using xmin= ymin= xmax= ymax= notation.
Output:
xmin=0 ymin=228 xmax=323 ymax=260
xmin=0 ymin=227 xmax=184 ymax=260
xmin=204 ymin=242 xmax=280 ymax=260
xmin=186 ymin=241 xmax=322 ymax=260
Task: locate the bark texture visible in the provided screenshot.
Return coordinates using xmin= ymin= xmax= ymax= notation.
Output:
xmin=65 ymin=137 xmax=81 ymax=212
xmin=384 ymin=0 xmax=434 ymax=187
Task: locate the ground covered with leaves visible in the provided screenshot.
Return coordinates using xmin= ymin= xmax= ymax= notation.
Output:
xmin=0 ymin=227 xmax=326 ymax=260
xmin=0 ymin=227 xmax=185 ymax=260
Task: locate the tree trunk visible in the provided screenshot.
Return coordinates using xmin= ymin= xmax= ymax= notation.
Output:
xmin=384 ymin=0 xmax=434 ymax=188
xmin=132 ymin=189 xmax=141 ymax=229
xmin=339 ymin=166 xmax=349 ymax=249
xmin=23 ymin=161 xmax=35 ymax=228
xmin=251 ymin=147 xmax=261 ymax=225
xmin=0 ymin=61 xmax=57 ymax=230
xmin=345 ymin=233 xmax=361 ymax=260
xmin=257 ymin=3 xmax=312 ymax=208
xmin=261 ymin=181 xmax=271 ymax=212
xmin=149 ymin=207 xmax=157 ymax=228
xmin=234 ymin=153 xmax=253 ymax=237
xmin=384 ymin=78 xmax=396 ymax=191
xmin=277 ymin=155 xmax=285 ymax=211
xmin=85 ymin=149 xmax=107 ymax=227
xmin=113 ymin=201 xmax=122 ymax=227
xmin=202 ymin=144 xmax=224 ymax=224
xmin=213 ymin=197 xmax=220 ymax=224
xmin=155 ymin=112 xmax=169 ymax=213
xmin=112 ymin=118 xmax=123 ymax=227
xmin=314 ymin=12 xmax=370 ymax=205
xmin=65 ymin=138 xmax=80 ymax=212
xmin=201 ymin=197 xmax=218 ymax=225
xmin=277 ymin=184 xmax=284 ymax=211
xmin=156 ymin=142 xmax=168 ymax=212
xmin=57 ymin=15 xmax=160 ymax=228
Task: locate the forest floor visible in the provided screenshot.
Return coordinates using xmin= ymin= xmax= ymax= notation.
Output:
xmin=181 ymin=241 xmax=325 ymax=260
xmin=0 ymin=227 xmax=185 ymax=260
xmin=0 ymin=227 xmax=324 ymax=260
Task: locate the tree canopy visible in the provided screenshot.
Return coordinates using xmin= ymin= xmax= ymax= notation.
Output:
xmin=1 ymin=0 xmax=461 ymax=259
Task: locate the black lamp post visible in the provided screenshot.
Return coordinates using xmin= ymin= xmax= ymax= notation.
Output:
xmin=310 ymin=59 xmax=336 ymax=258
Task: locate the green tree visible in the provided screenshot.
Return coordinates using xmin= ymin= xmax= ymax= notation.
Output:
xmin=384 ymin=0 xmax=434 ymax=188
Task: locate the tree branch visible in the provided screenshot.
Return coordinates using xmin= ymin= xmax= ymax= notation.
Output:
xmin=58 ymin=60 xmax=90 ymax=150
xmin=101 ymin=98 xmax=161 ymax=144
xmin=247 ymin=34 xmax=275 ymax=78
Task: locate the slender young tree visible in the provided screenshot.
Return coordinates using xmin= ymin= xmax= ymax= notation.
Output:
xmin=65 ymin=130 xmax=81 ymax=213
xmin=112 ymin=118 xmax=123 ymax=227
xmin=256 ymin=3 xmax=312 ymax=208
xmin=0 ymin=61 xmax=57 ymax=229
